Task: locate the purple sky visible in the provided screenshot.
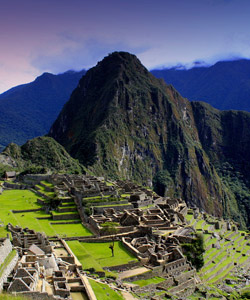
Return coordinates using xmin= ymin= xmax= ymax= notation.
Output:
xmin=1 ymin=0 xmax=250 ymax=93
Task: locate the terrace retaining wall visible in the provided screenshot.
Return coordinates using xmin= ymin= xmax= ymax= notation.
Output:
xmin=0 ymin=238 xmax=12 ymax=265
xmin=104 ymin=260 xmax=143 ymax=272
xmin=0 ymin=252 xmax=18 ymax=292
xmin=93 ymin=204 xmax=133 ymax=214
xmin=12 ymin=208 xmax=43 ymax=213
xmin=52 ymin=213 xmax=79 ymax=220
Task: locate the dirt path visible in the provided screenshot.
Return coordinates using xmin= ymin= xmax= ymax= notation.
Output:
xmin=118 ymin=266 xmax=150 ymax=280
xmin=121 ymin=291 xmax=138 ymax=300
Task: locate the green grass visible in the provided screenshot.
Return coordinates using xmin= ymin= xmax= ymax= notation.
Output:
xmin=0 ymin=250 xmax=17 ymax=277
xmin=0 ymin=294 xmax=30 ymax=300
xmin=0 ymin=189 xmax=92 ymax=237
xmin=185 ymin=213 xmax=193 ymax=222
xmin=195 ymin=220 xmax=205 ymax=230
xmin=67 ymin=241 xmax=138 ymax=272
xmin=139 ymin=204 xmax=154 ymax=210
xmin=93 ymin=203 xmax=129 ymax=208
xmin=88 ymin=279 xmax=124 ymax=300
xmin=132 ymin=276 xmax=165 ymax=287
xmin=105 ymin=181 xmax=114 ymax=186
xmin=121 ymin=194 xmax=130 ymax=198
xmin=40 ymin=180 xmax=54 ymax=188
xmin=52 ymin=211 xmax=78 ymax=215
xmin=35 ymin=184 xmax=56 ymax=198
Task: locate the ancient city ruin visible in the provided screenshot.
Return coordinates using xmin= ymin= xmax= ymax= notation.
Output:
xmin=0 ymin=173 xmax=249 ymax=299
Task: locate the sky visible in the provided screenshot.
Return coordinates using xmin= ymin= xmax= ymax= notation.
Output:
xmin=1 ymin=0 xmax=250 ymax=93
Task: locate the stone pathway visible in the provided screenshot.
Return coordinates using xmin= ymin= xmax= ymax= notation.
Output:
xmin=118 ymin=267 xmax=150 ymax=280
xmin=121 ymin=291 xmax=137 ymax=300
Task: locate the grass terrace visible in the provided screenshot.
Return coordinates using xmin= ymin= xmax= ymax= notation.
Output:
xmin=35 ymin=184 xmax=56 ymax=198
xmin=0 ymin=249 xmax=17 ymax=277
xmin=0 ymin=294 xmax=31 ymax=300
xmin=88 ymin=279 xmax=123 ymax=300
xmin=132 ymin=276 xmax=165 ymax=287
xmin=67 ymin=240 xmax=138 ymax=274
xmin=0 ymin=189 xmax=92 ymax=237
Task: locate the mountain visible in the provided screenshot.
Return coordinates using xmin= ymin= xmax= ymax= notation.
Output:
xmin=151 ymin=59 xmax=250 ymax=112
xmin=0 ymin=70 xmax=85 ymax=152
xmin=0 ymin=136 xmax=83 ymax=176
xmin=49 ymin=51 xmax=250 ymax=228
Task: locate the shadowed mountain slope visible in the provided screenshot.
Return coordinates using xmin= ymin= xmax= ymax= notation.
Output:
xmin=0 ymin=70 xmax=85 ymax=151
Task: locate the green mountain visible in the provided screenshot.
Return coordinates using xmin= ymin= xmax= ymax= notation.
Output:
xmin=0 ymin=136 xmax=83 ymax=175
xmin=0 ymin=70 xmax=85 ymax=151
xmin=49 ymin=52 xmax=250 ymax=228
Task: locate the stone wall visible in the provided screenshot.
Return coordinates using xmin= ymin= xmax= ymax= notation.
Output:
xmin=23 ymin=174 xmax=51 ymax=185
xmin=104 ymin=260 xmax=142 ymax=272
xmin=124 ymin=270 xmax=153 ymax=282
xmin=122 ymin=237 xmax=146 ymax=258
xmin=0 ymin=238 xmax=12 ymax=265
xmin=169 ymin=278 xmax=196 ymax=294
xmin=0 ymin=252 xmax=19 ymax=292
xmin=12 ymin=208 xmax=43 ymax=213
xmin=93 ymin=204 xmax=133 ymax=214
xmin=52 ymin=213 xmax=79 ymax=220
xmin=20 ymin=292 xmax=56 ymax=300
xmin=3 ymin=182 xmax=28 ymax=190
xmin=157 ymin=277 xmax=175 ymax=290
xmin=174 ymin=269 xmax=196 ymax=284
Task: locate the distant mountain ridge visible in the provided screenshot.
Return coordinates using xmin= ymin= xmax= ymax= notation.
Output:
xmin=151 ymin=59 xmax=250 ymax=112
xmin=2 ymin=58 xmax=250 ymax=153
xmin=0 ymin=69 xmax=85 ymax=151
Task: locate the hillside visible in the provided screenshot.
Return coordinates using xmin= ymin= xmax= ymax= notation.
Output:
xmin=0 ymin=136 xmax=83 ymax=175
xmin=0 ymin=70 xmax=85 ymax=151
xmin=151 ymin=59 xmax=250 ymax=112
xmin=49 ymin=51 xmax=250 ymax=228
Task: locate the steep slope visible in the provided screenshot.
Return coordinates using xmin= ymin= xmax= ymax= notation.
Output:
xmin=151 ymin=59 xmax=250 ymax=112
xmin=191 ymin=101 xmax=250 ymax=225
xmin=0 ymin=136 xmax=83 ymax=175
xmin=49 ymin=51 xmax=230 ymax=220
xmin=0 ymin=70 xmax=85 ymax=151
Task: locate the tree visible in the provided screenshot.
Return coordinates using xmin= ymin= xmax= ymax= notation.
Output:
xmin=182 ymin=233 xmax=205 ymax=271
xmin=100 ymin=222 xmax=118 ymax=257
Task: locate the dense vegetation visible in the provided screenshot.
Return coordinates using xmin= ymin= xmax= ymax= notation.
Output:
xmin=0 ymin=136 xmax=83 ymax=176
xmin=182 ymin=233 xmax=205 ymax=271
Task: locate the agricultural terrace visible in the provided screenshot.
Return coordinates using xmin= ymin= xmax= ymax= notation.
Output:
xmin=67 ymin=240 xmax=138 ymax=275
xmin=186 ymin=210 xmax=250 ymax=284
xmin=0 ymin=189 xmax=92 ymax=237
xmin=88 ymin=279 xmax=123 ymax=300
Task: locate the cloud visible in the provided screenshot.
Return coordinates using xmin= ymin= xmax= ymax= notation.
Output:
xmin=30 ymin=37 xmax=149 ymax=73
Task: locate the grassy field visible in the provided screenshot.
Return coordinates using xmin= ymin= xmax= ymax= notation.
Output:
xmin=132 ymin=276 xmax=165 ymax=287
xmin=88 ymin=279 xmax=124 ymax=300
xmin=0 ymin=189 xmax=92 ymax=237
xmin=67 ymin=240 xmax=138 ymax=273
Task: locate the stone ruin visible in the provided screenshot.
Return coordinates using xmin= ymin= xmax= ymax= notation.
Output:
xmin=88 ymin=197 xmax=188 ymax=236
xmin=8 ymin=224 xmax=52 ymax=255
xmin=3 ymin=174 xmax=206 ymax=298
xmin=3 ymin=225 xmax=94 ymax=299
